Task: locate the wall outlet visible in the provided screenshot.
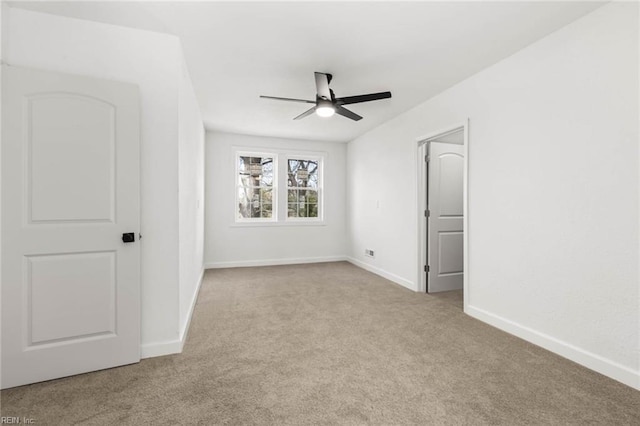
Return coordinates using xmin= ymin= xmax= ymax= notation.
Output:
xmin=364 ymin=249 xmax=375 ymax=258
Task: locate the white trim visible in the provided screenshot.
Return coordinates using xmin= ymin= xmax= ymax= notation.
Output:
xmin=467 ymin=305 xmax=640 ymax=390
xmin=462 ymin=120 xmax=470 ymax=311
xmin=205 ymin=255 xmax=347 ymax=269
xmin=230 ymin=221 xmax=327 ymax=228
xmin=178 ymin=268 xmax=205 ymax=351
xmin=415 ymin=120 xmax=469 ymax=312
xmin=417 ymin=142 xmax=428 ymax=293
xmin=346 ymin=257 xmax=416 ymax=292
xmin=141 ymin=268 xmax=205 ymax=359
xmin=141 ymin=339 xmax=182 ymax=359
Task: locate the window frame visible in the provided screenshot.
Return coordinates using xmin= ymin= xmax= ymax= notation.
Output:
xmin=233 ymin=148 xmax=326 ymax=226
xmin=284 ymin=154 xmax=323 ymax=223
xmin=235 ymin=151 xmax=278 ymax=223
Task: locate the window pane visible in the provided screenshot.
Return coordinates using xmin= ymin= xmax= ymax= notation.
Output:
xmin=240 ymin=156 xmax=273 ymax=186
xmin=248 ymin=157 xmax=262 ymax=178
xmin=250 ymin=204 xmax=261 ymax=218
xmin=305 ymin=189 xmax=318 ymax=204
xmin=260 ymin=188 xmax=273 ymax=204
xmin=238 ymin=156 xmax=248 ymax=173
xmin=238 ymin=186 xmax=250 ymax=218
xmin=288 ymin=159 xmax=318 ymax=188
xmin=287 ymin=160 xmax=298 ymax=187
xmin=287 ymin=188 xmax=318 ymax=218
xmin=261 ymin=160 xmax=274 ymax=186
xmin=242 ymin=187 xmax=272 ymax=219
xmin=249 ymin=189 xmax=261 ymax=217
xmin=237 ymin=154 xmax=274 ymax=220
xmin=307 ymin=202 xmax=318 ymax=218
xmin=307 ymin=173 xmax=318 ymax=188
xmin=298 ymin=190 xmax=307 ymax=217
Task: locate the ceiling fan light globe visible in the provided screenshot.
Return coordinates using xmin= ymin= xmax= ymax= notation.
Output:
xmin=316 ymin=105 xmax=335 ymax=117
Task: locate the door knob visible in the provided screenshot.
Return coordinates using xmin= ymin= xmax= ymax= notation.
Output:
xmin=122 ymin=233 xmax=135 ymax=243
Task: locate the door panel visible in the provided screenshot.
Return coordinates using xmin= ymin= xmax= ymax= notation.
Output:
xmin=28 ymin=251 xmax=116 ymax=345
xmin=29 ymin=94 xmax=115 ymax=223
xmin=438 ymin=231 xmax=463 ymax=274
xmin=437 ymin=154 xmax=464 ymax=217
xmin=1 ymin=65 xmax=141 ymax=389
xmin=428 ymin=142 xmax=464 ymax=293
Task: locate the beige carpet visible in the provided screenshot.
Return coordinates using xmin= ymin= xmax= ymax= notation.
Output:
xmin=1 ymin=262 xmax=639 ymax=425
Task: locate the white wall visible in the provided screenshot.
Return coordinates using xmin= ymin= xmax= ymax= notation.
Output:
xmin=0 ymin=2 xmax=4 ymax=59
xmin=5 ymin=8 xmax=204 ymax=356
xmin=178 ymin=56 xmax=205 ymax=335
xmin=205 ymin=132 xmax=348 ymax=267
xmin=0 ymin=4 xmax=5 ymax=343
xmin=347 ymin=2 xmax=639 ymax=389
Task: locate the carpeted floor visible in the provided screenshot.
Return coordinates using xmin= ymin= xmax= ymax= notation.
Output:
xmin=1 ymin=262 xmax=639 ymax=425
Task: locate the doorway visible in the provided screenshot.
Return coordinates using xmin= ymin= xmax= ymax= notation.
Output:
xmin=417 ymin=123 xmax=468 ymax=309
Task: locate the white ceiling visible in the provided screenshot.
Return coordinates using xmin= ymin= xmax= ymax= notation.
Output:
xmin=10 ymin=1 xmax=604 ymax=143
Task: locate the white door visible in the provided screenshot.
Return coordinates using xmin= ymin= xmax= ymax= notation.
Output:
xmin=428 ymin=142 xmax=464 ymax=293
xmin=1 ymin=65 xmax=141 ymax=389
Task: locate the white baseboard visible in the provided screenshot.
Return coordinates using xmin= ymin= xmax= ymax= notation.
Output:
xmin=466 ymin=305 xmax=640 ymax=390
xmin=346 ymin=257 xmax=416 ymax=291
xmin=204 ymin=255 xmax=347 ymax=269
xmin=140 ymin=339 xmax=182 ymax=359
xmin=178 ymin=268 xmax=205 ymax=351
xmin=141 ymin=268 xmax=205 ymax=359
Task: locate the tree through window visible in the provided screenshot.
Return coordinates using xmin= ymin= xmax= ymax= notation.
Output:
xmin=237 ymin=155 xmax=274 ymax=219
xmin=235 ymin=151 xmax=323 ymax=223
xmin=287 ymin=159 xmax=319 ymax=218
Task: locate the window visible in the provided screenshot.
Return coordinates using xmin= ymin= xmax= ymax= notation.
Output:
xmin=287 ymin=158 xmax=319 ymax=219
xmin=237 ymin=154 xmax=275 ymax=220
xmin=235 ymin=150 xmax=323 ymax=224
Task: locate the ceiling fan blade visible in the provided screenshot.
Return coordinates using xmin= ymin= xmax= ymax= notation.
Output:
xmin=314 ymin=72 xmax=332 ymax=100
xmin=293 ymin=106 xmax=317 ymax=120
xmin=336 ymin=91 xmax=392 ymax=105
xmin=260 ymin=95 xmax=315 ymax=104
xmin=335 ymin=105 xmax=363 ymax=121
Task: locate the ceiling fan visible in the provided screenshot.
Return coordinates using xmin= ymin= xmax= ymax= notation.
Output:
xmin=260 ymin=72 xmax=391 ymax=121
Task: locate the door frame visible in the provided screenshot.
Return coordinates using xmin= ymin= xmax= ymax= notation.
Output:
xmin=416 ymin=120 xmax=469 ymax=309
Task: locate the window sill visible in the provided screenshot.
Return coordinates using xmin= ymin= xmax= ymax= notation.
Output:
xmin=232 ymin=220 xmax=326 ymax=228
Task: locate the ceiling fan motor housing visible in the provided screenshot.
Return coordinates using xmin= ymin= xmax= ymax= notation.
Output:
xmin=316 ymin=99 xmax=335 ymax=117
xmin=260 ymin=72 xmax=391 ymax=121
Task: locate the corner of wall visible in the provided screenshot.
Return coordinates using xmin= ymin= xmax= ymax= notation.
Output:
xmin=346 ymin=257 xmax=417 ymax=292
xmin=466 ymin=304 xmax=640 ymax=391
